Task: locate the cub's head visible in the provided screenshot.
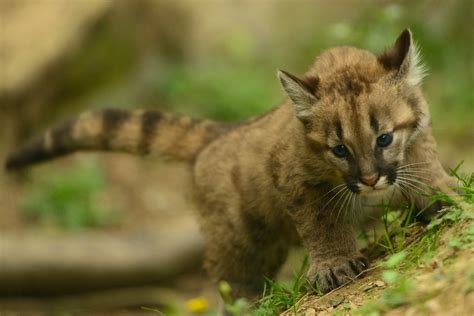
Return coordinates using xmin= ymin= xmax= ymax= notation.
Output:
xmin=278 ymin=29 xmax=429 ymax=196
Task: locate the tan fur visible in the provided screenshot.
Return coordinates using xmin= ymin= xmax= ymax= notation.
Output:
xmin=73 ymin=111 xmax=104 ymax=146
xmin=5 ymin=29 xmax=455 ymax=298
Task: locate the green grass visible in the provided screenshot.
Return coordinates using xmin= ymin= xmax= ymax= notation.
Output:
xmin=251 ymin=256 xmax=309 ymax=316
xmin=217 ymin=256 xmax=310 ymax=315
xmin=22 ymin=159 xmax=120 ymax=230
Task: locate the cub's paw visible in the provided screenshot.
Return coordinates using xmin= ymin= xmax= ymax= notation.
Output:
xmin=414 ymin=176 xmax=458 ymax=223
xmin=307 ymin=255 xmax=369 ymax=293
xmin=415 ymin=199 xmax=443 ymax=223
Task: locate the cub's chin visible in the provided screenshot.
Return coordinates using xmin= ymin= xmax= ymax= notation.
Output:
xmin=358 ymin=185 xmax=394 ymax=196
xmin=355 ymin=185 xmax=401 ymax=222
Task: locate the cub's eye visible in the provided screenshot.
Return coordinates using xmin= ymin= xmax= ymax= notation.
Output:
xmin=377 ymin=133 xmax=393 ymax=147
xmin=332 ymin=145 xmax=349 ymax=158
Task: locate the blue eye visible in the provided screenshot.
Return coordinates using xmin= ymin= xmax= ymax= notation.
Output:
xmin=377 ymin=133 xmax=393 ymax=147
xmin=332 ymin=145 xmax=349 ymax=158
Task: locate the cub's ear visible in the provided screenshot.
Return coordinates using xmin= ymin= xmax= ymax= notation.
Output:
xmin=378 ymin=28 xmax=426 ymax=86
xmin=277 ymin=70 xmax=319 ymax=121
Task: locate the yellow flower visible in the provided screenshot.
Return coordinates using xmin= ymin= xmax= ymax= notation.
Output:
xmin=185 ymin=297 xmax=209 ymax=313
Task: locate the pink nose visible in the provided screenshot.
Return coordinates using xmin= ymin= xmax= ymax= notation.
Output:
xmin=360 ymin=174 xmax=379 ymax=187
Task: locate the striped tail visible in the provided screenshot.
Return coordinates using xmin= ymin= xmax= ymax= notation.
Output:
xmin=5 ymin=109 xmax=229 ymax=171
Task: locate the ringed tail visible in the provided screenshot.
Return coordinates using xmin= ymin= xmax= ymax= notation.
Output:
xmin=5 ymin=109 xmax=228 ymax=171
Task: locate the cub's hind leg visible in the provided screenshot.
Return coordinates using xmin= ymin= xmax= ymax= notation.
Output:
xmin=198 ymin=209 xmax=290 ymax=299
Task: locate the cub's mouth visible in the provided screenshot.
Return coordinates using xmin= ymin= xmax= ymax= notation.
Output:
xmin=358 ymin=175 xmax=393 ymax=195
xmin=346 ymin=174 xmax=396 ymax=196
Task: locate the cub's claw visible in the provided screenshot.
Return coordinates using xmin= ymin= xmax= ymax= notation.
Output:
xmin=308 ymin=255 xmax=369 ymax=293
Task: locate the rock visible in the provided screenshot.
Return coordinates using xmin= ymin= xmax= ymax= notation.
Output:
xmin=329 ymin=297 xmax=344 ymax=307
xmin=374 ymin=280 xmax=386 ymax=288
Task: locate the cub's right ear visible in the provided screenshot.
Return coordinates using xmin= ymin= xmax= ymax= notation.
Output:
xmin=277 ymin=70 xmax=319 ymax=121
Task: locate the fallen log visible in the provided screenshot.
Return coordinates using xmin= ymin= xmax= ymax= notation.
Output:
xmin=0 ymin=217 xmax=204 ymax=296
xmin=0 ymin=286 xmax=183 ymax=313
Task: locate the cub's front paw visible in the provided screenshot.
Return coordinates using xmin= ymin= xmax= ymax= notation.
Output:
xmin=307 ymin=255 xmax=369 ymax=293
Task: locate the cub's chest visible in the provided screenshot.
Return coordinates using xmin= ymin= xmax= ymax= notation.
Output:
xmin=357 ymin=186 xmax=404 ymax=218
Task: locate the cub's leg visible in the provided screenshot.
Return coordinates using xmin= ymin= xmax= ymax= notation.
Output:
xmin=198 ymin=210 xmax=290 ymax=299
xmin=290 ymin=204 xmax=368 ymax=293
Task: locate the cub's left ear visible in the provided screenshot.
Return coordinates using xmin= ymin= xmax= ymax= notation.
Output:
xmin=378 ymin=29 xmax=426 ymax=86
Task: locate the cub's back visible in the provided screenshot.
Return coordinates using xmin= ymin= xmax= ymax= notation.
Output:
xmin=192 ymin=103 xmax=295 ymax=211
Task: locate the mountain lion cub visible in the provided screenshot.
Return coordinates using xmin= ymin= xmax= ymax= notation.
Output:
xmin=5 ymin=29 xmax=455 ymax=297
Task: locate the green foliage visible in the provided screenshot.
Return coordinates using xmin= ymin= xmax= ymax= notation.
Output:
xmin=225 ymin=256 xmax=310 ymax=316
xmin=217 ymin=280 xmax=251 ymax=316
xmin=466 ymin=266 xmax=474 ymax=294
xmin=318 ymin=3 xmax=473 ymax=135
xmin=153 ymin=63 xmax=280 ymax=121
xmin=354 ymin=271 xmax=415 ymax=315
xmin=149 ymin=2 xmax=472 ymax=138
xmin=22 ymin=160 xmax=120 ymax=230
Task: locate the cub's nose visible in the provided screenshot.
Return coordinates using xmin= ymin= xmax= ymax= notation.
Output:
xmin=360 ymin=174 xmax=379 ymax=187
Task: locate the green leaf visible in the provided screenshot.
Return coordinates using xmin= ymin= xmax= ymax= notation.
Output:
xmin=383 ymin=251 xmax=407 ymax=269
xmin=382 ymin=270 xmax=399 ymax=284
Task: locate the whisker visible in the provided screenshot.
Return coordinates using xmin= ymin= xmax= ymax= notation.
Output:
xmin=397 ymin=169 xmax=432 ymax=177
xmin=397 ymin=168 xmax=432 ymax=175
xmin=337 ymin=190 xmax=352 ymax=222
xmin=395 ymin=182 xmax=410 ymax=200
xmin=398 ymin=180 xmax=415 ymax=193
xmin=397 ymin=167 xmax=430 ymax=174
xmin=405 ymin=174 xmax=431 ymax=180
xmin=395 ymin=183 xmax=411 ymax=199
xmin=396 ymin=178 xmax=424 ymax=191
xmin=397 ymin=175 xmax=431 ymax=189
xmin=396 ymin=177 xmax=426 ymax=189
xmin=320 ymin=183 xmax=347 ymax=201
xmin=398 ymin=166 xmax=431 ymax=170
xmin=351 ymin=193 xmax=357 ymax=216
xmin=330 ymin=187 xmax=349 ymax=215
xmin=321 ymin=185 xmax=348 ymax=210
xmin=396 ymin=179 xmax=429 ymax=195
xmin=354 ymin=194 xmax=362 ymax=223
xmin=397 ymin=161 xmax=430 ymax=169
xmin=343 ymin=190 xmax=353 ymax=215
xmin=398 ymin=169 xmax=432 ymax=176
xmin=397 ymin=172 xmax=432 ymax=182
xmin=348 ymin=192 xmax=357 ymax=223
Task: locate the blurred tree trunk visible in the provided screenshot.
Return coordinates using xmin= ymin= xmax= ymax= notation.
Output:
xmin=0 ymin=0 xmax=191 ymax=158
